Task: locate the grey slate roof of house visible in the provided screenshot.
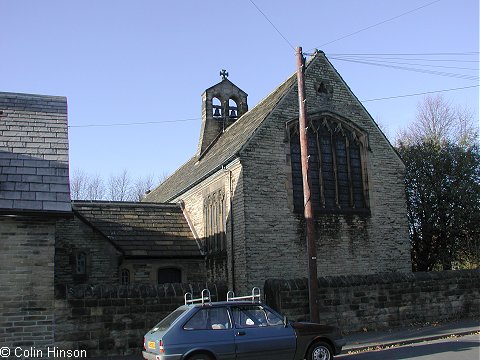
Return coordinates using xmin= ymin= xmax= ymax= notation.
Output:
xmin=73 ymin=201 xmax=202 ymax=258
xmin=145 ymin=71 xmax=298 ymax=202
xmin=0 ymin=92 xmax=72 ymax=214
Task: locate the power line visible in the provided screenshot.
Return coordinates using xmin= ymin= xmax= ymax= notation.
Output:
xmin=318 ymin=0 xmax=442 ymax=48
xmin=248 ymin=0 xmax=296 ymax=52
xmin=330 ymin=57 xmax=479 ymax=81
xmin=69 ymin=86 xmax=478 ymax=129
xmin=328 ymin=54 xmax=479 ymax=64
xmin=361 ymin=85 xmax=479 ymax=102
xmin=331 ymin=56 xmax=478 ymax=71
xmin=327 ymin=52 xmax=479 ymax=56
xmin=68 ymin=117 xmax=200 ymax=128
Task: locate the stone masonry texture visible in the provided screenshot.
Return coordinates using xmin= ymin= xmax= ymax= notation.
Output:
xmin=54 ymin=283 xmax=227 ymax=357
xmin=144 ymin=53 xmax=410 ymax=293
xmin=55 ymin=216 xmax=122 ymax=286
xmin=0 ymin=216 xmax=56 ymax=354
xmin=264 ymin=270 xmax=480 ymax=333
xmin=238 ymin=53 xmax=410 ymax=292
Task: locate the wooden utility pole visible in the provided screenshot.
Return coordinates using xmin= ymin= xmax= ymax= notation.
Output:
xmin=296 ymin=46 xmax=320 ymax=323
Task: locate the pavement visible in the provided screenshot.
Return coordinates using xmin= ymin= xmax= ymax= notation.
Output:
xmin=93 ymin=318 xmax=480 ymax=359
xmin=342 ymin=318 xmax=480 ymax=353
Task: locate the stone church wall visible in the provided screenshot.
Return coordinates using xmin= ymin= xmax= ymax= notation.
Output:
xmin=0 ymin=216 xmax=56 ymax=353
xmin=120 ymin=259 xmax=206 ymax=284
xmin=56 ymin=216 xmax=207 ymax=286
xmin=55 ymin=216 xmax=122 ymax=286
xmin=238 ymin=55 xmax=410 ymax=292
xmin=173 ymin=161 xmax=245 ymax=290
xmin=264 ymin=270 xmax=480 ymax=333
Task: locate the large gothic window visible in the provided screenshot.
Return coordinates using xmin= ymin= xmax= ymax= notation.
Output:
xmin=289 ymin=115 xmax=369 ymax=214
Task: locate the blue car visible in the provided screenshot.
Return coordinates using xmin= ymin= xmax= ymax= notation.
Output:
xmin=143 ymin=288 xmax=345 ymax=360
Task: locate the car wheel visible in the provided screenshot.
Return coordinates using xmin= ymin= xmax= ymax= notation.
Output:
xmin=187 ymin=354 xmax=213 ymax=360
xmin=308 ymin=341 xmax=334 ymax=360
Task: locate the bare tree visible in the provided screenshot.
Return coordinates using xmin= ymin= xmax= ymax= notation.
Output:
xmin=86 ymin=173 xmax=105 ymax=200
xmin=396 ymin=95 xmax=480 ymax=271
xmin=70 ymin=168 xmax=88 ymax=200
xmin=396 ymin=94 xmax=478 ymax=146
xmin=71 ymin=169 xmax=169 ymax=202
xmin=70 ymin=169 xmax=105 ymax=200
xmin=108 ymin=169 xmax=132 ymax=201
xmin=132 ymin=173 xmax=155 ymax=201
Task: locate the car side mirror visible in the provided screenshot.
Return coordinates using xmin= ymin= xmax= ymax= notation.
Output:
xmin=283 ymin=315 xmax=288 ymax=327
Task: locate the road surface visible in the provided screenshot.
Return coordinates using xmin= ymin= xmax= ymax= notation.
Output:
xmin=338 ymin=333 xmax=479 ymax=360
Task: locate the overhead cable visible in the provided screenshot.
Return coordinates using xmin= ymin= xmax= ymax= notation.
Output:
xmin=248 ymin=0 xmax=296 ymax=52
xmin=68 ymin=117 xmax=200 ymax=128
xmin=330 ymin=57 xmax=479 ymax=81
xmin=361 ymin=85 xmax=479 ymax=102
xmin=318 ymin=0 xmax=442 ymax=48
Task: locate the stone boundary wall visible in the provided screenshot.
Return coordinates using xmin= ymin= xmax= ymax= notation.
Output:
xmin=264 ymin=270 xmax=480 ymax=333
xmin=54 ymin=283 xmax=227 ymax=357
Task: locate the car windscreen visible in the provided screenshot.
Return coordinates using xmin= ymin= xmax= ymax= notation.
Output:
xmin=151 ymin=309 xmax=187 ymax=332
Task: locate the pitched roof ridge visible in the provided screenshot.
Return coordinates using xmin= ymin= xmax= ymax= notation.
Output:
xmin=73 ymin=200 xmax=180 ymax=208
xmin=219 ymin=50 xmax=322 ymax=140
xmin=0 ymin=91 xmax=66 ymax=100
xmin=222 ymin=72 xmax=297 ymax=137
xmin=143 ymin=155 xmax=197 ymax=200
xmin=143 ymin=59 xmax=314 ymax=203
xmin=317 ymin=52 xmax=404 ymax=165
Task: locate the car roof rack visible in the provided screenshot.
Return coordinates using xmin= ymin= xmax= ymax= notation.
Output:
xmin=227 ymin=287 xmax=261 ymax=303
xmin=184 ymin=289 xmax=211 ymax=306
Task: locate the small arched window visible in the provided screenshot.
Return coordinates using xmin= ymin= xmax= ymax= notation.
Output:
xmin=158 ymin=268 xmax=182 ymax=284
xmin=121 ymin=268 xmax=130 ymax=285
xmin=212 ymin=97 xmax=222 ymax=118
xmin=75 ymin=251 xmax=87 ymax=275
xmin=228 ymin=98 xmax=238 ymax=119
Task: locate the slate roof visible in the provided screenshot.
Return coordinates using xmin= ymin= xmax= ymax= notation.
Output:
xmin=145 ymin=72 xmax=298 ymax=202
xmin=0 ymin=92 xmax=72 ymax=215
xmin=73 ymin=201 xmax=202 ymax=258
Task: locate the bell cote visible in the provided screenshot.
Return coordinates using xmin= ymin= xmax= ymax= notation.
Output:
xmin=197 ymin=70 xmax=248 ymax=156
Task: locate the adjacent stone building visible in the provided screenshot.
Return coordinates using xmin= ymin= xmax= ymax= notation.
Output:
xmin=145 ymin=51 xmax=411 ymax=292
xmin=0 ymin=91 xmax=207 ymax=354
xmin=55 ymin=201 xmax=206 ymax=287
xmin=0 ymin=92 xmax=72 ymax=352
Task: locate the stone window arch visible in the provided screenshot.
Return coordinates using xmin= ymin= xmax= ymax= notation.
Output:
xmin=121 ymin=268 xmax=130 ymax=285
xmin=228 ymin=98 xmax=238 ymax=119
xmin=288 ymin=113 xmax=369 ymax=214
xmin=203 ymin=189 xmax=226 ymax=254
xmin=75 ymin=251 xmax=87 ymax=275
xmin=212 ymin=97 xmax=222 ymax=118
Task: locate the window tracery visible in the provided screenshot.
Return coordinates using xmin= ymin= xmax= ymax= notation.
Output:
xmin=289 ymin=115 xmax=369 ymax=214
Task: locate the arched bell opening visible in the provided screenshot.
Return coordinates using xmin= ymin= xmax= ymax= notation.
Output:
xmin=228 ymin=98 xmax=238 ymax=119
xmin=212 ymin=97 xmax=222 ymax=118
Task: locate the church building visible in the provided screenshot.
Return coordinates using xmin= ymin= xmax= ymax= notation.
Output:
xmin=144 ymin=51 xmax=411 ymax=292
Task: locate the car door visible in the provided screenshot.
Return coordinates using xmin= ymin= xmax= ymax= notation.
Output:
xmin=180 ymin=306 xmax=236 ymax=360
xmin=231 ymin=305 xmax=296 ymax=360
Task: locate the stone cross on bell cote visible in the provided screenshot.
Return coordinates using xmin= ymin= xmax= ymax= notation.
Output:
xmin=220 ymin=69 xmax=229 ymax=80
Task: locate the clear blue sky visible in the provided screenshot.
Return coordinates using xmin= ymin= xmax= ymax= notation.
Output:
xmin=1 ymin=0 xmax=478 ymax=181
